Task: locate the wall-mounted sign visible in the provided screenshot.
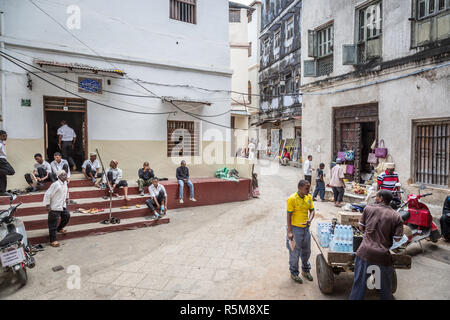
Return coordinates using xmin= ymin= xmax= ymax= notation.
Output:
xmin=78 ymin=77 xmax=102 ymax=94
xmin=21 ymin=99 xmax=31 ymax=107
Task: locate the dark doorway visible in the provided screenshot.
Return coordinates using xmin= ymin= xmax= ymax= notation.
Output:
xmin=361 ymin=122 xmax=376 ymax=174
xmin=45 ymin=111 xmax=86 ymax=170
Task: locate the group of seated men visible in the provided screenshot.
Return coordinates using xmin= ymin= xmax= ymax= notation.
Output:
xmin=26 ymin=152 xmax=197 ymax=216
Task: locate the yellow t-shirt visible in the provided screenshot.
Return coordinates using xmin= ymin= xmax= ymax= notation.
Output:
xmin=287 ymin=192 xmax=314 ymax=228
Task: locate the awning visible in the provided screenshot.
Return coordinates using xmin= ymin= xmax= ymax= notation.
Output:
xmin=231 ymin=110 xmax=251 ymax=116
xmin=162 ymin=96 xmax=212 ymax=106
xmin=34 ymin=59 xmax=125 ymax=76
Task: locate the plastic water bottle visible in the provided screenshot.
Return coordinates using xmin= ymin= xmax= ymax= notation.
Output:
xmin=335 ymin=225 xmax=341 ymax=241
xmin=329 ymin=235 xmax=335 ymax=252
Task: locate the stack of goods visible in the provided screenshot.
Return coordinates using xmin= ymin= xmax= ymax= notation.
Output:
xmin=329 ymin=224 xmax=354 ymax=253
xmin=317 ymin=222 xmax=332 ymax=248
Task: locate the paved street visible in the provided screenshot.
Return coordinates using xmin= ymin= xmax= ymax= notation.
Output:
xmin=2 ymin=163 xmax=449 ymax=300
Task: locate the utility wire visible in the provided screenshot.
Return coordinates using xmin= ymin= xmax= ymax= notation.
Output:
xmin=1 ymin=53 xmax=175 ymax=115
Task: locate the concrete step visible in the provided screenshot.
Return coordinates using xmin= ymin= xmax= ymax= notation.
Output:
xmin=27 ymin=216 xmax=170 ymax=245
xmin=21 ymin=205 xmax=153 ymax=230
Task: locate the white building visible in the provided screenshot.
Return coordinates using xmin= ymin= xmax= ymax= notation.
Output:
xmin=0 ymin=0 xmax=252 ymax=189
xmin=301 ymin=0 xmax=450 ymax=202
xmin=229 ymin=1 xmax=253 ymax=156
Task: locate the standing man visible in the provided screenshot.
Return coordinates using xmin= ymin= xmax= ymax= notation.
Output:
xmin=24 ymin=153 xmax=55 ymax=192
xmin=51 ymin=152 xmax=71 ymax=183
xmin=313 ymin=163 xmax=326 ymax=201
xmin=303 ymin=155 xmax=314 ymax=183
xmin=286 ymin=180 xmax=315 ymax=284
xmin=377 ymin=163 xmax=399 ymax=191
xmin=103 ymin=160 xmax=129 ymax=201
xmin=0 ymin=130 xmax=15 ymax=196
xmin=138 ymin=162 xmax=155 ymax=196
xmin=329 ymin=158 xmax=345 ymax=207
xmin=145 ymin=177 xmax=167 ymax=219
xmin=349 ymin=190 xmax=404 ymax=300
xmin=82 ymin=152 xmax=102 ymax=186
xmin=43 ymin=170 xmax=71 ymax=248
xmin=176 ymin=160 xmax=196 ymax=204
xmin=57 ymin=120 xmax=77 ymax=171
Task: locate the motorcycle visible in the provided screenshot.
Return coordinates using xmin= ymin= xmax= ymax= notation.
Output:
xmin=0 ymin=195 xmax=35 ymax=287
xmin=397 ymin=188 xmax=441 ymax=249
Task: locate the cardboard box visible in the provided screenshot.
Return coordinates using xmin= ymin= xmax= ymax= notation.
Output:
xmin=339 ymin=211 xmax=362 ymax=227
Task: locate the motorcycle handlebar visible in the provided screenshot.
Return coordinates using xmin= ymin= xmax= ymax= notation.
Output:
xmin=420 ymin=193 xmax=433 ymax=197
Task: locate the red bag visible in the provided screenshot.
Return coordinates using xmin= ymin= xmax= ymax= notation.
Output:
xmin=375 ymin=139 xmax=388 ymax=158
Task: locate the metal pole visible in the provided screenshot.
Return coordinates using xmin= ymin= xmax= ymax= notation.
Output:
xmin=96 ymin=148 xmax=113 ymax=222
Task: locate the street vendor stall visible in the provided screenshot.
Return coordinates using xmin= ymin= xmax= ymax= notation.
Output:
xmin=312 ymin=219 xmax=412 ymax=294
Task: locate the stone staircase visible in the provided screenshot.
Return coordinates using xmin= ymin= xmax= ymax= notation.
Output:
xmin=0 ymin=173 xmax=251 ymax=245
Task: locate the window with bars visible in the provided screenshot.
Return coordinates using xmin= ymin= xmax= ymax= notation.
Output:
xmin=170 ymin=0 xmax=196 ymax=24
xmin=413 ymin=119 xmax=450 ymax=188
xmin=413 ymin=0 xmax=449 ymax=47
xmin=317 ymin=55 xmax=334 ymax=77
xmin=318 ymin=25 xmax=333 ymax=58
xmin=167 ymin=120 xmax=200 ymax=157
xmin=229 ymin=10 xmax=241 ymax=23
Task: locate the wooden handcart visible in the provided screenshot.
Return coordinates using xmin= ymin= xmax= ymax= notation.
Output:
xmin=312 ymin=231 xmax=412 ymax=294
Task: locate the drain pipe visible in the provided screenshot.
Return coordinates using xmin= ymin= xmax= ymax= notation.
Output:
xmin=0 ymin=10 xmax=5 ymax=130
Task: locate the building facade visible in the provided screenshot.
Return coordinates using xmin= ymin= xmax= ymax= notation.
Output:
xmin=255 ymin=0 xmax=303 ymax=163
xmin=248 ymin=1 xmax=262 ymax=144
xmin=0 ymin=0 xmax=252 ymax=189
xmin=301 ymin=0 xmax=450 ymax=202
xmin=229 ymin=1 xmax=253 ymax=156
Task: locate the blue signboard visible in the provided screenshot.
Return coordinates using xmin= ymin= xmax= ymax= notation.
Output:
xmin=79 ymin=77 xmax=102 ymax=93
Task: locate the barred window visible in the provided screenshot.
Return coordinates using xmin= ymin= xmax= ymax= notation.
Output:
xmin=167 ymin=120 xmax=200 ymax=157
xmin=170 ymin=0 xmax=196 ymax=24
xmin=413 ymin=119 xmax=450 ymax=187
xmin=317 ymin=55 xmax=334 ymax=77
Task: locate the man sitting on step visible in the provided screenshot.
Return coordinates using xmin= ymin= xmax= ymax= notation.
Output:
xmin=24 ymin=153 xmax=56 ymax=192
xmin=82 ymin=152 xmax=102 ymax=187
xmin=176 ymin=160 xmax=196 ymax=204
xmin=50 ymin=152 xmax=71 ymax=183
xmin=138 ymin=161 xmax=155 ymax=196
xmin=103 ymin=160 xmax=129 ymax=201
xmin=145 ymin=177 xmax=167 ymax=219
xmin=43 ymin=170 xmax=71 ymax=248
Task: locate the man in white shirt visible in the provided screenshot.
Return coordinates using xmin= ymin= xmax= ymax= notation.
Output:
xmin=24 ymin=153 xmax=56 ymax=192
xmin=103 ymin=160 xmax=129 ymax=201
xmin=0 ymin=130 xmax=15 ymax=196
xmin=51 ymin=152 xmax=71 ymax=182
xmin=57 ymin=120 xmax=77 ymax=171
xmin=303 ymin=155 xmax=314 ymax=183
xmin=82 ymin=152 xmax=102 ymax=186
xmin=43 ymin=170 xmax=71 ymax=247
xmin=329 ymin=158 xmax=346 ymax=207
xmin=145 ymin=177 xmax=167 ymax=219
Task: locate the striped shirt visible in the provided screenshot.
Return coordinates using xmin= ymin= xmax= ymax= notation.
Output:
xmin=377 ymin=171 xmax=399 ymax=190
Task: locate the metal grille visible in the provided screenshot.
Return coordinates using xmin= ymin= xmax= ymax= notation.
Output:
xmin=317 ymin=55 xmax=333 ymax=77
xmin=167 ymin=120 xmax=200 ymax=157
xmin=170 ymin=0 xmax=196 ymax=24
xmin=414 ymin=120 xmax=450 ymax=187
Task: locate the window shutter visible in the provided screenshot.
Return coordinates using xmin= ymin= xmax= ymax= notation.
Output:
xmin=303 ymin=60 xmax=317 ymax=77
xmin=342 ymin=44 xmax=357 ymax=65
xmin=308 ymin=30 xmax=317 ymax=57
xmin=366 ymin=38 xmax=382 ymax=58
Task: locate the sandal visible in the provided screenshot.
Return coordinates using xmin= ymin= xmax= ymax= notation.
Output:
xmin=101 ymin=219 xmax=110 ymax=224
xmin=50 ymin=241 xmax=60 ymax=247
xmin=58 ymin=229 xmax=67 ymax=235
xmin=290 ymin=274 xmax=303 ymax=284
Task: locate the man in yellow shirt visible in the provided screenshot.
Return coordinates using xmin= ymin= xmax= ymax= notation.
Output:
xmin=287 ymin=180 xmax=315 ymax=283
